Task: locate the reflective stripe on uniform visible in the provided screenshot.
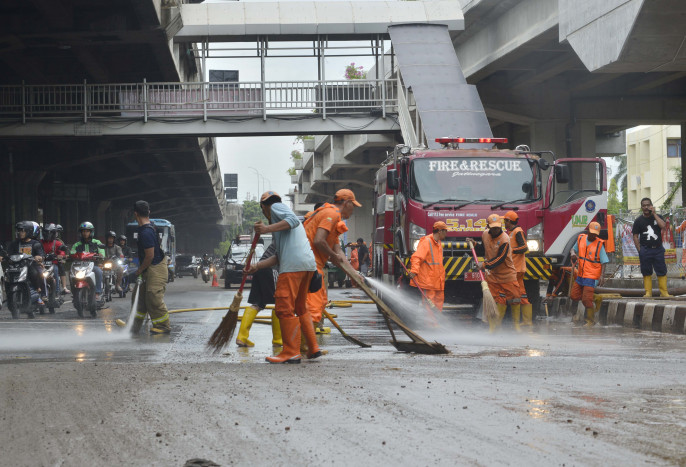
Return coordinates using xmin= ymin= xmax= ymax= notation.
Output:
xmin=152 ymin=313 xmax=169 ymax=324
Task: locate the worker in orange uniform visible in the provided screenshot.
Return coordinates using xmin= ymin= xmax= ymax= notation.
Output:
xmin=408 ymin=221 xmax=447 ymax=313
xmin=349 ymin=243 xmax=359 ymax=271
xmin=304 ymin=189 xmax=360 ymax=330
xmin=503 ymin=211 xmax=531 ymax=331
xmin=245 ymin=191 xmax=321 ymax=363
xmin=468 ymin=214 xmax=520 ymax=332
xmin=570 ymin=222 xmax=609 ymax=327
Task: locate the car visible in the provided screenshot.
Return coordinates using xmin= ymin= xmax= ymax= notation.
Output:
xmin=223 ymin=243 xmax=265 ymax=288
xmin=175 ymin=254 xmax=199 ymax=279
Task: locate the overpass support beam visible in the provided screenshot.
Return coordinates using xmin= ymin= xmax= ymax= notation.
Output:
xmin=530 ymin=121 xmax=567 ymax=162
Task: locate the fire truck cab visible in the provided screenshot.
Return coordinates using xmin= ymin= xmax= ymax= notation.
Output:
xmin=372 ymin=138 xmax=608 ymax=315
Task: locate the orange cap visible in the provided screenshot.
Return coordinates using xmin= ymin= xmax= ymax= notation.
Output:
xmin=503 ymin=211 xmax=518 ymax=222
xmin=334 ymin=189 xmax=362 ymax=207
xmin=487 ymin=214 xmax=502 ymax=228
xmin=433 ymin=221 xmax=448 ymax=231
xmin=260 ymin=191 xmax=281 ymax=203
xmin=588 ymin=221 xmax=600 ymax=234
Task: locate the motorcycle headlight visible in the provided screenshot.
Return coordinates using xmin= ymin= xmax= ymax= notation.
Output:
xmin=42 ymin=270 xmax=50 ymax=278
xmin=117 ymin=260 xmax=123 ymax=265
xmin=104 ymin=262 xmax=112 ymax=269
xmin=75 ymin=270 xmax=86 ymax=279
xmin=526 ymin=223 xmax=543 ymax=252
xmin=409 ymin=222 xmax=426 ymax=252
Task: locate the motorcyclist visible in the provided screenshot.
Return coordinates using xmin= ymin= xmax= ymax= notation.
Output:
xmin=104 ymin=231 xmax=124 ymax=293
xmin=118 ymin=234 xmax=134 ymax=259
xmin=4 ymin=221 xmax=46 ymax=305
xmin=55 ymin=224 xmax=70 ymax=293
xmin=70 ymin=221 xmax=105 ymax=301
xmin=40 ymin=223 xmax=67 ymax=295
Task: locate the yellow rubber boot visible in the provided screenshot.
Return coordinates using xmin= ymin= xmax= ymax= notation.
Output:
xmin=236 ymin=306 xmax=258 ymax=347
xmin=657 ymin=275 xmax=672 ymax=298
xmin=512 ymin=304 xmax=522 ymax=332
xmin=643 ymin=276 xmax=653 ymax=297
xmin=521 ymin=303 xmax=533 ymax=328
xmin=583 ymin=307 xmax=596 ymax=327
xmin=271 ymin=310 xmax=283 ymax=346
xmin=489 ymin=304 xmax=508 ymax=333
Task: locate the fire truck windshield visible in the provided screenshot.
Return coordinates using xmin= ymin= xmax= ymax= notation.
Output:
xmin=409 ymin=157 xmax=537 ymax=204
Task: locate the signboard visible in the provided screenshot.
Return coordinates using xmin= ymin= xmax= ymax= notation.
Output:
xmin=224 ymin=173 xmax=238 ymax=188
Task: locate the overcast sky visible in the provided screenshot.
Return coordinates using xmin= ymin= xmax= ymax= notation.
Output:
xmin=204 ymin=0 xmax=379 ymax=203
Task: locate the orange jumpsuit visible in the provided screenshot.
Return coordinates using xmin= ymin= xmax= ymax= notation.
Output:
xmin=350 ymin=248 xmax=359 ymax=270
xmin=409 ymin=234 xmax=445 ymax=311
xmin=482 ymin=231 xmax=520 ymax=305
xmin=508 ymin=226 xmax=530 ymax=306
xmin=304 ymin=203 xmax=343 ymax=322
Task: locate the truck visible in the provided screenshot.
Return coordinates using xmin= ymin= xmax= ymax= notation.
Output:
xmin=372 ymin=137 xmax=608 ymax=315
xmin=126 ymin=219 xmax=177 ymax=282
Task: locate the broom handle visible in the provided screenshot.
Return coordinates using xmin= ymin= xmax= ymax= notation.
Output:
xmin=395 ymin=254 xmax=432 ymax=303
xmin=237 ymin=233 xmax=261 ymax=293
xmin=469 ymin=243 xmax=487 ymax=281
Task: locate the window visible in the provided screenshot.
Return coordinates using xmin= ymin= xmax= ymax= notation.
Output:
xmin=667 ymin=139 xmax=681 ymax=158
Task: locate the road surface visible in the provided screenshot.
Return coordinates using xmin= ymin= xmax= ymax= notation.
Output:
xmin=0 ymin=278 xmax=684 ymax=466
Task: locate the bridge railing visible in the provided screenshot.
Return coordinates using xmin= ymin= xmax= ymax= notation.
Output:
xmin=0 ymin=80 xmax=397 ymax=122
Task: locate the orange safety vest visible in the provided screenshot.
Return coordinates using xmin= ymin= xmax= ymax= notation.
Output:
xmin=576 ymin=234 xmax=604 ymax=280
xmin=482 ymin=230 xmax=517 ymax=283
xmin=409 ymin=234 xmax=445 ymax=291
xmin=350 ymin=248 xmax=359 ymax=270
xmin=508 ymin=226 xmax=528 ymax=273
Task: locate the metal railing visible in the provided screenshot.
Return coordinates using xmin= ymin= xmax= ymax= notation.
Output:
xmin=0 ymin=79 xmax=398 ymax=123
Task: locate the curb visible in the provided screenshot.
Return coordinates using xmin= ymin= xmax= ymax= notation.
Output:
xmin=597 ymin=300 xmax=686 ymax=334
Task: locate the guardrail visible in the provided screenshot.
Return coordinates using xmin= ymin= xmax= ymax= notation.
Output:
xmin=0 ymin=79 xmax=398 ymax=123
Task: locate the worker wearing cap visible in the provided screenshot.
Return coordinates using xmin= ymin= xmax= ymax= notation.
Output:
xmin=503 ymin=211 xmax=531 ymax=331
xmin=408 ymin=221 xmax=447 ymax=312
xmin=570 ymin=222 xmax=609 ymax=327
xmin=246 ymin=191 xmax=320 ymax=363
xmin=468 ymin=214 xmax=520 ymax=332
xmin=304 ymin=189 xmax=360 ymax=331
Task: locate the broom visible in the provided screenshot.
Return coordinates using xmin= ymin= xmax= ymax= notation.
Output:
xmin=207 ymin=233 xmax=260 ymax=354
xmin=468 ymin=241 xmax=498 ymax=322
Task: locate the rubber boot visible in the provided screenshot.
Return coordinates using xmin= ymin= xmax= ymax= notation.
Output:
xmin=489 ymin=304 xmax=508 ymax=333
xmin=271 ymin=310 xmax=282 ymax=346
xmin=583 ymin=307 xmax=596 ymax=327
xmin=236 ymin=306 xmax=258 ymax=347
xmin=643 ymin=276 xmax=653 ymax=297
xmin=657 ymin=275 xmax=672 ymax=298
xmin=511 ymin=304 xmax=522 ymax=332
xmin=298 ymin=312 xmax=322 ymax=359
xmin=521 ymin=303 xmax=533 ymax=329
xmin=266 ymin=316 xmax=301 ymax=364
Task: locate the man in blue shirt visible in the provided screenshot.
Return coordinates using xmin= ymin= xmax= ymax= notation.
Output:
xmin=245 ymin=191 xmax=319 ymax=364
xmin=130 ymin=200 xmax=171 ymax=335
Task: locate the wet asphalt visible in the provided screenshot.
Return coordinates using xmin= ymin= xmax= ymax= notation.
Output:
xmin=1 ymin=278 xmax=685 ymax=465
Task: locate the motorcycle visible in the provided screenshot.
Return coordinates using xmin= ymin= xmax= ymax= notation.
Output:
xmin=119 ymin=258 xmax=133 ymax=298
xmin=70 ymin=252 xmax=100 ymax=318
xmin=102 ymin=256 xmax=117 ymax=303
xmin=41 ymin=253 xmax=64 ymax=314
xmin=201 ymin=263 xmax=212 ymax=283
xmin=4 ymin=253 xmax=44 ymax=319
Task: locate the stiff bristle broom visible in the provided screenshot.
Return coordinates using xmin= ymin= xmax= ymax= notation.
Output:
xmin=469 ymin=242 xmax=498 ymax=322
xmin=207 ymin=233 xmax=260 ymax=354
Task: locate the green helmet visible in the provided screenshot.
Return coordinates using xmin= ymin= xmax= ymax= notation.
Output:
xmin=79 ymin=221 xmax=95 ymax=238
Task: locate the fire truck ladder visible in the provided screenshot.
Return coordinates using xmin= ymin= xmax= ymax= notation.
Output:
xmin=389 ymin=23 xmax=493 ymax=150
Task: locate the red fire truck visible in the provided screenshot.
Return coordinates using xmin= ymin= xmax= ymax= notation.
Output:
xmin=372 ymin=137 xmax=608 ymax=314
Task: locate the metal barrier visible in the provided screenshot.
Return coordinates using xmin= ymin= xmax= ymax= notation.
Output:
xmin=0 ymin=79 xmax=398 ymax=122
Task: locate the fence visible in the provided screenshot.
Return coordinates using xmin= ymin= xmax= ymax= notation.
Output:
xmin=609 ymin=209 xmax=686 ymax=279
xmin=0 ymin=79 xmax=398 ymax=122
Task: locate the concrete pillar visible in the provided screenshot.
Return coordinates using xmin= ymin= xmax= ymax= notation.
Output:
xmin=96 ymin=201 xmax=111 ymax=239
xmin=346 ymin=193 xmax=375 ymax=245
xmin=530 ymin=121 xmax=567 ymax=161
xmin=568 ymin=121 xmax=596 ymax=158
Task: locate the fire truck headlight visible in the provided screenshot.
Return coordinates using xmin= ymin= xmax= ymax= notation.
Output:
xmin=526 ymin=223 xmax=543 ymax=252
xmin=527 ymin=239 xmax=541 ymax=252
xmin=409 ymin=223 xmax=426 ymax=252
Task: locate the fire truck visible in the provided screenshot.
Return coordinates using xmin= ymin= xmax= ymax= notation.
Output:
xmin=372 ymin=137 xmax=608 ymax=314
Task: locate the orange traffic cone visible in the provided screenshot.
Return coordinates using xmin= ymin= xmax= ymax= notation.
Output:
xmin=211 ymin=273 xmax=219 ymax=287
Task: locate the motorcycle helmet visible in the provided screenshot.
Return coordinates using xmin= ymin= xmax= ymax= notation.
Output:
xmin=15 ymin=220 xmax=34 ymax=239
xmin=43 ymin=223 xmax=57 ymax=241
xmin=30 ymin=221 xmax=41 ymax=239
xmin=79 ymin=221 xmax=95 ymax=240
xmin=117 ymin=234 xmax=127 ymax=244
xmin=55 ymin=224 xmax=64 ymax=238
xmin=106 ymin=230 xmax=116 ymax=240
